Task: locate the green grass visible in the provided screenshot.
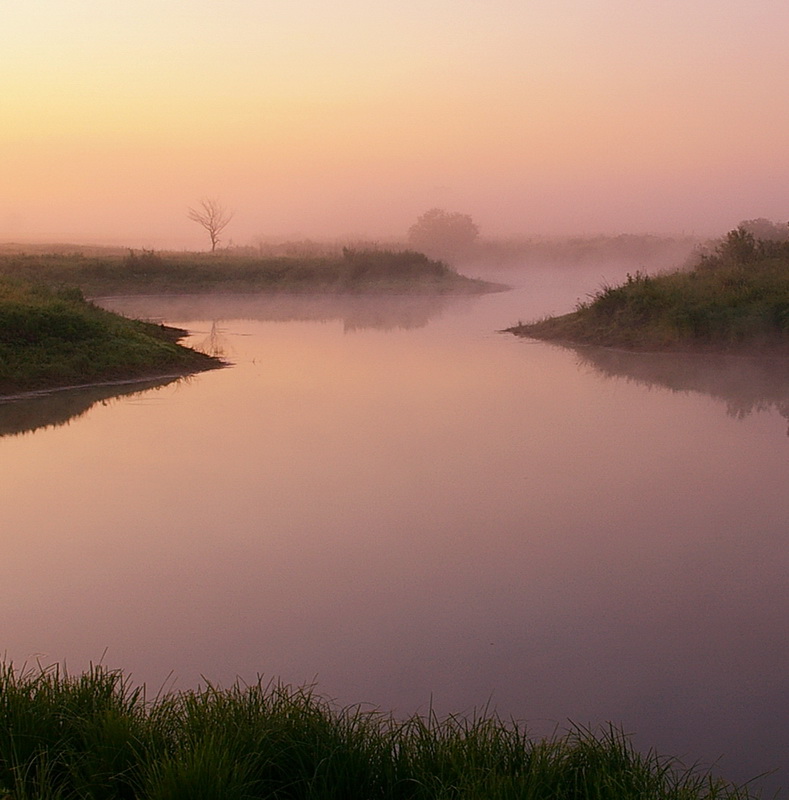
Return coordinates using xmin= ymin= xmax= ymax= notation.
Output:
xmin=0 ymin=248 xmax=499 ymax=296
xmin=0 ymin=661 xmax=763 ymax=799
xmin=0 ymin=277 xmax=221 ymax=395
xmin=508 ymin=227 xmax=789 ymax=353
xmin=0 ymin=245 xmax=496 ymax=395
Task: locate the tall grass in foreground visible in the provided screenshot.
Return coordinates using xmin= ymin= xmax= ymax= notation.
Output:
xmin=0 ymin=662 xmax=764 ymax=799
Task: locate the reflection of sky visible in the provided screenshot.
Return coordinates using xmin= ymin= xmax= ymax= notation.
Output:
xmin=1 ymin=284 xmax=788 ymax=793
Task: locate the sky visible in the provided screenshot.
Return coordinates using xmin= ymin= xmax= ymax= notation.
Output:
xmin=2 ymin=0 xmax=789 ymax=248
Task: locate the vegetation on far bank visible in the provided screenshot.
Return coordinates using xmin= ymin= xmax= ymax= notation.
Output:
xmin=0 ymin=247 xmax=500 ymax=296
xmin=0 ymin=661 xmax=764 ymax=800
xmin=0 ymin=245 xmax=498 ymax=397
xmin=508 ymin=225 xmax=789 ymax=353
xmin=0 ymin=277 xmax=221 ymax=396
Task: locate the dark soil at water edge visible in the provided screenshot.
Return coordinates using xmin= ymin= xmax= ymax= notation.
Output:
xmin=0 ymin=661 xmax=765 ymax=800
xmin=0 ymin=248 xmax=504 ymax=296
xmin=0 ymin=277 xmax=222 ymax=396
xmin=507 ymin=227 xmax=789 ymax=354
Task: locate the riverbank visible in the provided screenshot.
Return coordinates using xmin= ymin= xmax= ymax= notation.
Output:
xmin=0 ymin=247 xmax=503 ymax=296
xmin=0 ymin=661 xmax=763 ymax=800
xmin=0 ymin=277 xmax=221 ymax=396
xmin=508 ymin=227 xmax=789 ymax=354
xmin=0 ymin=244 xmax=499 ymax=397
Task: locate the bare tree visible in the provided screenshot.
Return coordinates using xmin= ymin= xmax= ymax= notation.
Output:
xmin=187 ymin=198 xmax=234 ymax=252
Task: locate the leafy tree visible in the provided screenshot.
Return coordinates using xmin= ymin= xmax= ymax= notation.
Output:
xmin=407 ymin=208 xmax=479 ymax=258
xmin=739 ymin=217 xmax=789 ymax=242
xmin=718 ymin=226 xmax=757 ymax=265
xmin=187 ymin=198 xmax=234 ymax=252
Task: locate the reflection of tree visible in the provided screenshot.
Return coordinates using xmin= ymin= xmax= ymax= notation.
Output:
xmin=570 ymin=345 xmax=789 ymax=436
xmin=98 ymin=293 xmax=480 ymax=333
xmin=195 ymin=321 xmax=230 ymax=357
xmin=0 ymin=377 xmax=180 ymax=438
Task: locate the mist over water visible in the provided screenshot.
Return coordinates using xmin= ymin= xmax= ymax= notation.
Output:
xmin=5 ymin=0 xmax=789 ymax=787
xmin=2 ymin=261 xmax=788 ymax=794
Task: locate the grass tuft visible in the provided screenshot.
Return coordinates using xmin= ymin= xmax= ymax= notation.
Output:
xmin=0 ymin=661 xmax=764 ymax=799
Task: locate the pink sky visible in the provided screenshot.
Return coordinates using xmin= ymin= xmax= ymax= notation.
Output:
xmin=2 ymin=0 xmax=789 ymax=248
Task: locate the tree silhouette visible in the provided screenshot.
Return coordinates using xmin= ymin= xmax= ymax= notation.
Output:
xmin=187 ymin=198 xmax=234 ymax=252
xmin=719 ymin=226 xmax=757 ymax=265
xmin=407 ymin=208 xmax=479 ymax=259
xmin=739 ymin=217 xmax=789 ymax=242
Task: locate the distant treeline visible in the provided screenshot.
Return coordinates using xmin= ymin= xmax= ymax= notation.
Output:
xmin=254 ymin=234 xmax=703 ymax=270
xmin=466 ymin=234 xmax=702 ymax=270
xmin=0 ymin=233 xmax=703 ymax=269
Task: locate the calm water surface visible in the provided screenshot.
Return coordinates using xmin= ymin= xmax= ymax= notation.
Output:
xmin=2 ymin=265 xmax=788 ymax=793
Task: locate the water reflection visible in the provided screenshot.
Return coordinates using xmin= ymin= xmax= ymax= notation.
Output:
xmin=4 ymin=288 xmax=788 ymax=795
xmin=566 ymin=345 xmax=789 ymax=436
xmin=0 ymin=377 xmax=181 ymax=437
xmin=97 ymin=292 xmax=481 ymax=332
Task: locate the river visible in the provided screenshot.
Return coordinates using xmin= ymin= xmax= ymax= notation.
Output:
xmin=1 ymin=262 xmax=787 ymax=794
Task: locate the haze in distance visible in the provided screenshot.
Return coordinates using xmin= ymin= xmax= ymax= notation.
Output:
xmin=2 ymin=0 xmax=788 ymax=248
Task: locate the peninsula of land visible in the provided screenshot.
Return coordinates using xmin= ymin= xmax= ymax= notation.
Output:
xmin=508 ymin=226 xmax=789 ymax=355
xmin=0 ymin=277 xmax=221 ymax=397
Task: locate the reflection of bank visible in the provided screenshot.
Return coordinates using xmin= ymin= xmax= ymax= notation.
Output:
xmin=0 ymin=377 xmax=181 ymax=438
xmin=97 ymin=293 xmax=483 ymax=333
xmin=567 ymin=344 xmax=789 ymax=436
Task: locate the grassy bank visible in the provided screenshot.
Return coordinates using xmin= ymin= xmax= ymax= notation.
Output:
xmin=0 ymin=277 xmax=221 ymax=396
xmin=0 ymin=662 xmax=761 ymax=800
xmin=0 ymin=248 xmax=499 ymax=296
xmin=508 ymin=227 xmax=789 ymax=353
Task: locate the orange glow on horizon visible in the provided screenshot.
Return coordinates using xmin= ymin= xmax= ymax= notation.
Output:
xmin=2 ymin=0 xmax=789 ymax=244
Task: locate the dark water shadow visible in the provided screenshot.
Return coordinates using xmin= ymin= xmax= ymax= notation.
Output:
xmin=567 ymin=344 xmax=789 ymax=435
xmin=0 ymin=376 xmax=182 ymax=438
xmin=96 ymin=292 xmax=482 ymax=332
